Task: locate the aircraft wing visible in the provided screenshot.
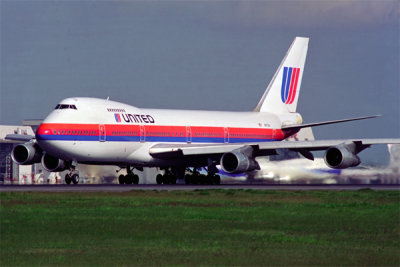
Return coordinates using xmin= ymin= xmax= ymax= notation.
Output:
xmin=4 ymin=134 xmax=36 ymax=143
xmin=149 ymin=139 xmax=400 ymax=159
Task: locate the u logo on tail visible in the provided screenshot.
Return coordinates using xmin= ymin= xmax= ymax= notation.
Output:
xmin=281 ymin=67 xmax=301 ymax=104
xmin=254 ymin=37 xmax=308 ymax=113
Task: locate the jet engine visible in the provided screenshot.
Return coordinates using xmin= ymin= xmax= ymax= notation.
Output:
xmin=11 ymin=143 xmax=42 ymax=165
xmin=41 ymin=153 xmax=69 ymax=172
xmin=220 ymin=146 xmax=259 ymax=173
xmin=324 ymin=143 xmax=361 ymax=169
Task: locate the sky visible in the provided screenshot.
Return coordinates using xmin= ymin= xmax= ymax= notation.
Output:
xmin=1 ymin=0 xmax=399 ymax=165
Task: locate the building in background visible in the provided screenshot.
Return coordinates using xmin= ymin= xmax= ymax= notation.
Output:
xmin=0 ymin=125 xmax=37 ymax=184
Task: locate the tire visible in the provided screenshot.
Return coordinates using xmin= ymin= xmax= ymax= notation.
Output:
xmin=206 ymin=175 xmax=213 ymax=185
xmin=184 ymin=174 xmax=191 ymax=184
xmin=65 ymin=174 xmax=72 ymax=184
xmin=192 ymin=175 xmax=199 ymax=185
xmin=162 ymin=175 xmax=169 ymax=185
xmin=169 ymin=175 xmax=176 ymax=185
xmin=199 ymin=174 xmax=206 ymax=185
xmin=213 ymin=175 xmax=221 ymax=185
xmin=156 ymin=174 xmax=163 ymax=184
xmin=126 ymin=174 xmax=133 ymax=184
xmin=71 ymin=174 xmax=79 ymax=184
xmin=118 ymin=174 xmax=125 ymax=184
xmin=133 ymin=175 xmax=139 ymax=184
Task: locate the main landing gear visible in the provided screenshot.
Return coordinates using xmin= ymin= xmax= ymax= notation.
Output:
xmin=155 ymin=167 xmax=221 ymax=185
xmin=156 ymin=168 xmax=178 ymax=185
xmin=118 ymin=166 xmax=139 ymax=184
xmin=184 ymin=168 xmax=221 ymax=185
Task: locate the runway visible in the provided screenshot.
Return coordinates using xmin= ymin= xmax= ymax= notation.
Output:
xmin=1 ymin=184 xmax=399 ymax=192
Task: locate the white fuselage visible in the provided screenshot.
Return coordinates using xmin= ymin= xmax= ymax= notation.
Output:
xmin=36 ymin=97 xmax=298 ymax=167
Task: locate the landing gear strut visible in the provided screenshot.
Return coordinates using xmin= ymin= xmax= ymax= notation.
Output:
xmin=118 ymin=165 xmax=139 ymax=185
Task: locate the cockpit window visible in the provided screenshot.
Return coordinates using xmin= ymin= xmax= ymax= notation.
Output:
xmin=54 ymin=104 xmax=77 ymax=110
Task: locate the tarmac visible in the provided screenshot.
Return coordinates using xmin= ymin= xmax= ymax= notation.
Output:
xmin=1 ymin=184 xmax=399 ymax=192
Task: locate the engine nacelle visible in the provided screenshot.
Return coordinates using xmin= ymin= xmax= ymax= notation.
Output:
xmin=41 ymin=153 xmax=69 ymax=172
xmin=220 ymin=146 xmax=259 ymax=173
xmin=324 ymin=144 xmax=361 ymax=169
xmin=11 ymin=143 xmax=42 ymax=165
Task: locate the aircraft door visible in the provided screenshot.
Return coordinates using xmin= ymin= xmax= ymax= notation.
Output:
xmin=224 ymin=127 xmax=229 ymax=143
xmin=140 ymin=125 xmax=146 ymax=143
xmin=99 ymin=124 xmax=106 ymax=142
xmin=186 ymin=126 xmax=192 ymax=143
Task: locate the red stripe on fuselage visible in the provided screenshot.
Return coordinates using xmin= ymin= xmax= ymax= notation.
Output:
xmin=37 ymin=123 xmax=290 ymax=141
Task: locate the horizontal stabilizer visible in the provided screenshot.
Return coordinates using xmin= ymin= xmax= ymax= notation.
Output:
xmin=282 ymin=115 xmax=380 ymax=131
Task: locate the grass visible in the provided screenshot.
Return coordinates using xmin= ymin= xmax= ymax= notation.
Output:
xmin=1 ymin=189 xmax=399 ymax=266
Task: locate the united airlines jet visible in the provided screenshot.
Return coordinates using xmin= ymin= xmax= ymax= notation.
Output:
xmin=9 ymin=37 xmax=400 ymax=184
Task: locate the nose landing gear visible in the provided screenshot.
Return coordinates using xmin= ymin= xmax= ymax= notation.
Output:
xmin=65 ymin=169 xmax=80 ymax=184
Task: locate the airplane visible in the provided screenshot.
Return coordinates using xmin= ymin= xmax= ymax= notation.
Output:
xmin=8 ymin=36 xmax=400 ymax=185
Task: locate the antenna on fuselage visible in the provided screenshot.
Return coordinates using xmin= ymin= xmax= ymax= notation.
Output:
xmin=106 ymin=96 xmax=110 ymax=100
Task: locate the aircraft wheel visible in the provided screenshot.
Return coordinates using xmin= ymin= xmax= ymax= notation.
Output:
xmin=156 ymin=174 xmax=163 ymax=184
xmin=169 ymin=175 xmax=176 ymax=184
xmin=197 ymin=174 xmax=205 ymax=185
xmin=65 ymin=174 xmax=72 ymax=184
xmin=191 ymin=174 xmax=199 ymax=185
xmin=184 ymin=174 xmax=191 ymax=184
xmin=126 ymin=174 xmax=133 ymax=184
xmin=119 ymin=174 xmax=125 ymax=184
xmin=133 ymin=174 xmax=139 ymax=184
xmin=162 ymin=174 xmax=170 ymax=184
xmin=71 ymin=174 xmax=79 ymax=184
xmin=213 ymin=175 xmax=221 ymax=185
xmin=207 ymin=175 xmax=213 ymax=185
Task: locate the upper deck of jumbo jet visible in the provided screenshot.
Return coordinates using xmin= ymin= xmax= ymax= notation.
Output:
xmin=42 ymin=97 xmax=285 ymax=128
xmin=43 ymin=97 xmax=141 ymax=124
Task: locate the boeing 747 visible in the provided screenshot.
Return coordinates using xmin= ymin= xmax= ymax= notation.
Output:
xmin=9 ymin=37 xmax=400 ymax=184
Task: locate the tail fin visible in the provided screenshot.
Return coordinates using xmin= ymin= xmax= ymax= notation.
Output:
xmin=254 ymin=37 xmax=309 ymax=114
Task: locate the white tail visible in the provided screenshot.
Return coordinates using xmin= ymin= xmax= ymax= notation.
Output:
xmin=254 ymin=37 xmax=309 ymax=114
